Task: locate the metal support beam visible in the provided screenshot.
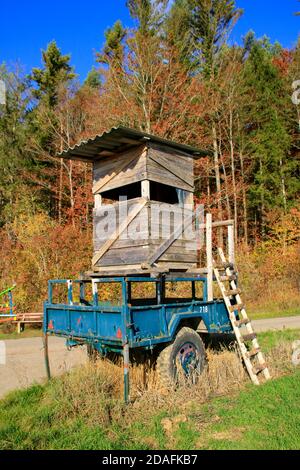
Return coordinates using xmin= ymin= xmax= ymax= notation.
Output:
xmin=43 ymin=334 xmax=51 ymax=381
xmin=123 ymin=343 xmax=130 ymax=403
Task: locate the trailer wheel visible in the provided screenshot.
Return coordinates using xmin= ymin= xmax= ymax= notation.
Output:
xmin=156 ymin=327 xmax=206 ymax=389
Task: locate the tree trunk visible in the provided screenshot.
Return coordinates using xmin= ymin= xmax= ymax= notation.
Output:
xmin=259 ymin=157 xmax=265 ymax=238
xmin=212 ymin=122 xmax=223 ymax=246
xmin=69 ymin=160 xmax=75 ymax=227
xmin=239 ymin=150 xmax=248 ymax=246
xmin=279 ymin=157 xmax=287 ymax=213
xmin=218 ymin=122 xmax=231 ymax=219
xmin=229 ymin=110 xmax=238 ymax=242
xmin=58 ymin=158 xmax=63 ymax=224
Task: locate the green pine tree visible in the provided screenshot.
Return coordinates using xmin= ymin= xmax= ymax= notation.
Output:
xmin=165 ymin=0 xmax=193 ymax=69
xmin=31 ymin=40 xmax=75 ymax=107
xmin=186 ymin=0 xmax=243 ymax=77
xmin=96 ymin=20 xmax=126 ymax=66
xmin=84 ymin=67 xmax=102 ymax=89
xmin=127 ymin=0 xmax=168 ymax=36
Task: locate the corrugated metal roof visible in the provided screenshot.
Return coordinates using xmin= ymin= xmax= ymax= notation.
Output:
xmin=58 ymin=126 xmax=208 ymax=161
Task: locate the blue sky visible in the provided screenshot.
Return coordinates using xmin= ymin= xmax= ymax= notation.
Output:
xmin=1 ymin=1 xmax=299 ymax=81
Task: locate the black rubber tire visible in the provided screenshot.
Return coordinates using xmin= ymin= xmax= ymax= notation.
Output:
xmin=156 ymin=327 xmax=207 ymax=389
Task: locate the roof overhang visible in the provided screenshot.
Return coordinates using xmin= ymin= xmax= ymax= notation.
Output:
xmin=58 ymin=126 xmax=209 ymax=162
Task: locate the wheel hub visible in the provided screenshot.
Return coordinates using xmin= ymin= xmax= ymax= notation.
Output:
xmin=177 ymin=342 xmax=199 ymax=376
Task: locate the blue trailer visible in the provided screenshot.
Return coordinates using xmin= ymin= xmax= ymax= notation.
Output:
xmin=43 ymin=275 xmax=235 ymax=401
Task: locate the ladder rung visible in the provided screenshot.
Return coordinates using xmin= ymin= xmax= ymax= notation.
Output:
xmin=254 ymin=363 xmax=268 ymax=375
xmin=222 ymin=261 xmax=235 ymax=269
xmin=235 ymin=318 xmax=250 ymax=327
xmin=220 ymin=275 xmax=237 ymax=282
xmin=225 ymin=289 xmax=242 ymax=296
xmin=243 ymin=333 xmax=257 ymax=342
xmin=215 ymin=266 xmax=237 ymax=274
xmin=247 ymin=348 xmax=260 ymax=358
xmin=229 ymin=304 xmax=245 ymax=312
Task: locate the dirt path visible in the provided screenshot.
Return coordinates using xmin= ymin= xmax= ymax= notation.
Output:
xmin=0 ymin=315 xmax=300 ymax=399
xmin=0 ymin=337 xmax=87 ymax=398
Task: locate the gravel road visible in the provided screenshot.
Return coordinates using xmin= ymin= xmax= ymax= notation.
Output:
xmin=0 ymin=337 xmax=87 ymax=398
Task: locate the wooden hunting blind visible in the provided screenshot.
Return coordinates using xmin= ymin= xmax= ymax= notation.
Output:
xmin=59 ymin=127 xmax=208 ymax=275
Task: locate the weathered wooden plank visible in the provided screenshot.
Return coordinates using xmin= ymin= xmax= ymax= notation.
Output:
xmin=148 ymin=148 xmax=194 ymax=188
xmin=147 ymin=141 xmax=195 ymax=160
xmin=93 ymin=146 xmax=146 ymax=194
xmin=146 ymin=159 xmax=192 ymax=192
xmin=102 ymin=172 xmax=147 ymax=193
xmin=98 ymin=246 xmax=151 ymax=266
xmin=148 ymin=143 xmax=194 ymax=174
xmin=159 ymin=253 xmax=197 ymax=263
xmin=156 ymin=261 xmax=197 ymax=269
xmin=198 ymin=219 xmax=234 ymax=229
xmin=93 ymin=145 xmax=144 ymax=176
xmin=97 ymin=237 xmax=150 ymax=251
xmin=141 ymin=180 xmax=150 ymax=199
xmin=89 ymin=265 xmax=167 ymax=276
xmin=147 ymin=205 xmax=202 ymax=266
xmin=94 ymin=237 xmax=197 ymax=251
xmin=227 ymin=224 xmax=235 ymax=265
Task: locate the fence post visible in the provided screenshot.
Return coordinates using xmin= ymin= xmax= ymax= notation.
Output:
xmin=67 ymin=280 xmax=73 ymax=305
xmin=92 ymin=280 xmax=98 ymax=306
xmin=206 ymin=213 xmax=213 ymax=301
xmin=228 ymin=224 xmax=235 ymax=265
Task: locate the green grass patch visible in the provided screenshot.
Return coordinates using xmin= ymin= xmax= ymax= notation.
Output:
xmin=249 ymin=307 xmax=300 ymax=320
xmin=257 ymin=328 xmax=300 ymax=352
xmin=195 ymin=371 xmax=300 ymax=450
xmin=0 ymin=327 xmax=42 ymax=341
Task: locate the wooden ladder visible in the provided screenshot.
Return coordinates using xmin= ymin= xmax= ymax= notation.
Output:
xmin=213 ymin=248 xmax=271 ymax=385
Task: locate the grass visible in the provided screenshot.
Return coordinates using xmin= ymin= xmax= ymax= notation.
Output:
xmin=258 ymin=328 xmax=300 ymax=351
xmin=191 ymin=371 xmax=300 ymax=450
xmin=249 ymin=307 xmax=300 ymax=320
xmin=0 ymin=326 xmax=42 ymax=341
xmin=0 ymin=328 xmax=299 ymax=450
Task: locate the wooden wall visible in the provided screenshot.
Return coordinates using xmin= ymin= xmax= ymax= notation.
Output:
xmin=92 ymin=141 xmax=196 ymax=273
xmin=93 ymin=142 xmax=194 ymax=196
xmin=93 ymin=198 xmax=197 ymax=271
xmin=146 ymin=143 xmax=194 ymax=192
xmin=93 ymin=145 xmax=147 ymax=194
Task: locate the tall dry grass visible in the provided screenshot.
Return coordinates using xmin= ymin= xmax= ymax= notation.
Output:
xmin=42 ymin=334 xmax=297 ymax=430
xmin=44 ymin=346 xmax=247 ymax=427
